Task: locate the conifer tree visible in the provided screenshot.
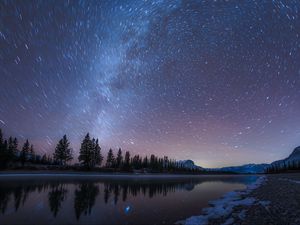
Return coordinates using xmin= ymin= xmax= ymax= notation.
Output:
xmin=7 ymin=136 xmax=15 ymax=162
xmin=142 ymin=156 xmax=148 ymax=168
xmin=150 ymin=154 xmax=156 ymax=170
xmin=29 ymin=144 xmax=35 ymax=163
xmin=124 ymin=151 xmax=131 ymax=169
xmin=93 ymin=139 xmax=103 ymax=167
xmin=0 ymin=130 xmax=8 ymax=168
xmin=116 ymin=148 xmax=123 ymax=168
xmin=20 ymin=139 xmax=30 ymax=165
xmin=106 ymin=149 xmax=115 ymax=168
xmin=53 ymin=135 xmax=73 ymax=165
xmin=13 ymin=138 xmax=18 ymax=159
xmin=78 ymin=133 xmax=93 ymax=169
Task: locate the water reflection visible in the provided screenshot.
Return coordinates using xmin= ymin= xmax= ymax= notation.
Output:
xmin=74 ymin=183 xmax=99 ymax=219
xmin=48 ymin=183 xmax=68 ymax=217
xmin=0 ymin=175 xmax=257 ymax=224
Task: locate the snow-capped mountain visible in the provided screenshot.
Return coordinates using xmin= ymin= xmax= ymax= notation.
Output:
xmin=211 ymin=163 xmax=269 ymax=174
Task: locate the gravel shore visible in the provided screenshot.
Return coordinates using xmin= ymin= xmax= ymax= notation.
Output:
xmin=209 ymin=173 xmax=300 ymax=225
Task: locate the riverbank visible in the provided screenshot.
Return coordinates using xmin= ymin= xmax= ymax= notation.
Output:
xmin=179 ymin=173 xmax=300 ymax=225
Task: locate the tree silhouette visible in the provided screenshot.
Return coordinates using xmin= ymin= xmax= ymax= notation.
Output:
xmin=29 ymin=144 xmax=35 ymax=163
xmin=132 ymin=155 xmax=142 ymax=169
xmin=0 ymin=127 xmax=204 ymax=172
xmin=20 ymin=139 xmax=30 ymax=166
xmin=53 ymin=135 xmax=73 ymax=165
xmin=8 ymin=137 xmax=16 ymax=162
xmin=93 ymin=139 xmax=103 ymax=167
xmin=142 ymin=156 xmax=148 ymax=168
xmin=123 ymin=151 xmax=131 ymax=170
xmin=106 ymin=149 xmax=115 ymax=168
xmin=116 ymin=148 xmax=123 ymax=168
xmin=78 ymin=133 xmax=93 ymax=169
xmin=0 ymin=130 xmax=8 ymax=168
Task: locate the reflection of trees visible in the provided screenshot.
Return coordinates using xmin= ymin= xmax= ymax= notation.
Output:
xmin=122 ymin=184 xmax=128 ymax=202
xmin=0 ymin=182 xmax=51 ymax=214
xmin=48 ymin=183 xmax=68 ymax=217
xmin=74 ymin=183 xmax=99 ymax=220
xmin=101 ymin=180 xmax=198 ymax=205
xmin=104 ymin=184 xmax=110 ymax=204
xmin=0 ymin=180 xmax=191 ymax=215
xmin=13 ymin=186 xmax=23 ymax=211
xmin=113 ymin=184 xmax=119 ymax=205
xmin=0 ymin=176 xmax=257 ymax=218
xmin=0 ymin=188 xmax=11 ymax=214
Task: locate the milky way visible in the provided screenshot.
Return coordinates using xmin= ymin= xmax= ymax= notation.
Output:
xmin=1 ymin=0 xmax=300 ymax=167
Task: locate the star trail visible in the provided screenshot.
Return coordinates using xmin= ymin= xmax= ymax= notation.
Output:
xmin=1 ymin=0 xmax=300 ymax=167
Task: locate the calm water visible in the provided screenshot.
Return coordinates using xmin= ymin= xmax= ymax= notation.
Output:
xmin=0 ymin=174 xmax=257 ymax=224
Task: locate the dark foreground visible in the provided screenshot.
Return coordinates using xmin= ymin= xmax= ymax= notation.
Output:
xmin=232 ymin=173 xmax=300 ymax=225
xmin=201 ymin=173 xmax=300 ymax=225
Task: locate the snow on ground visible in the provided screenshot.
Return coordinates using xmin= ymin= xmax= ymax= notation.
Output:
xmin=177 ymin=176 xmax=267 ymax=225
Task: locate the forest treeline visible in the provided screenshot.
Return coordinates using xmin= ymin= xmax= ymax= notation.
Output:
xmin=0 ymin=129 xmax=200 ymax=173
xmin=265 ymin=160 xmax=300 ymax=173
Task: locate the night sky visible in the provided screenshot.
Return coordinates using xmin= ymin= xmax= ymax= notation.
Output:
xmin=1 ymin=0 xmax=300 ymax=167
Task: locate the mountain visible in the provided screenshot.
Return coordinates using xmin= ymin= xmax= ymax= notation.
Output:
xmin=214 ymin=163 xmax=269 ymax=174
xmin=178 ymin=160 xmax=268 ymax=173
xmin=205 ymin=163 xmax=269 ymax=174
xmin=271 ymin=146 xmax=300 ymax=167
xmin=177 ymin=160 xmax=203 ymax=170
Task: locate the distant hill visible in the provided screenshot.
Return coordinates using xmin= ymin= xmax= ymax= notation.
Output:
xmin=205 ymin=163 xmax=269 ymax=174
xmin=180 ymin=160 xmax=268 ymax=174
xmin=213 ymin=163 xmax=269 ymax=174
xmin=182 ymin=147 xmax=300 ymax=174
xmin=177 ymin=160 xmax=203 ymax=170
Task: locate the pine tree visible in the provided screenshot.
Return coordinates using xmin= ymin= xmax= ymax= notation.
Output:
xmin=0 ymin=130 xmax=7 ymax=168
xmin=163 ymin=156 xmax=169 ymax=170
xmin=132 ymin=155 xmax=141 ymax=169
xmin=78 ymin=133 xmax=93 ymax=169
xmin=53 ymin=135 xmax=73 ymax=165
xmin=93 ymin=139 xmax=103 ymax=167
xmin=124 ymin=151 xmax=131 ymax=169
xmin=142 ymin=156 xmax=148 ymax=168
xmin=7 ymin=137 xmax=15 ymax=162
xmin=116 ymin=148 xmax=123 ymax=168
xmin=150 ymin=154 xmax=156 ymax=170
xmin=13 ymin=138 xmax=18 ymax=160
xmin=20 ymin=139 xmax=30 ymax=165
xmin=106 ymin=149 xmax=115 ymax=168
xmin=29 ymin=144 xmax=35 ymax=163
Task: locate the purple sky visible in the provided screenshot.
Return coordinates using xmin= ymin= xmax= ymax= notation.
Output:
xmin=1 ymin=0 xmax=300 ymax=167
